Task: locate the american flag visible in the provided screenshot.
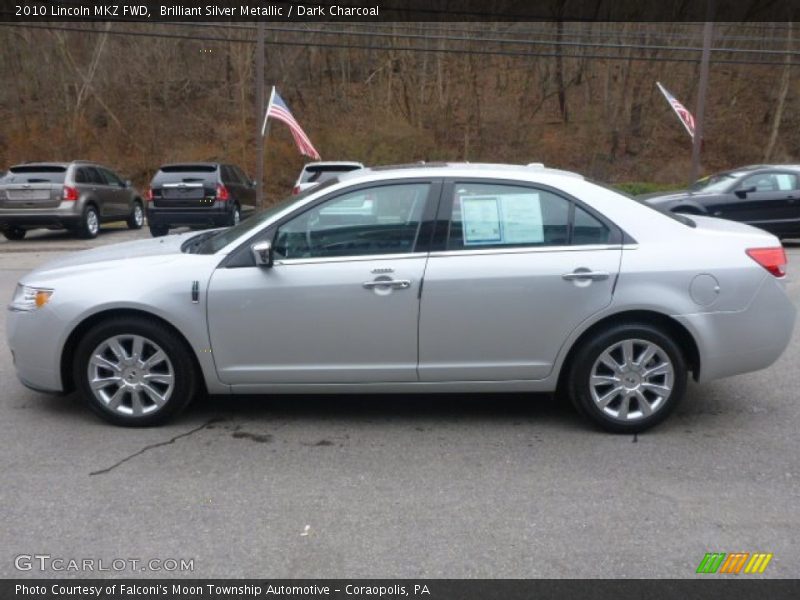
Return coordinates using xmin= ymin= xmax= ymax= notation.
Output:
xmin=263 ymin=88 xmax=321 ymax=159
xmin=656 ymin=82 xmax=696 ymax=139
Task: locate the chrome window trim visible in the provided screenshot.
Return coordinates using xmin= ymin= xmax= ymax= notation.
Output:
xmin=427 ymin=244 xmax=624 ymax=258
xmin=273 ymin=252 xmax=429 ymax=267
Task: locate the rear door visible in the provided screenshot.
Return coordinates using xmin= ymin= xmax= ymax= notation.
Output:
xmin=232 ymin=165 xmax=256 ymax=213
xmin=418 ymin=179 xmax=622 ymax=382
xmin=82 ymin=166 xmax=113 ymax=217
xmin=97 ymin=167 xmax=129 ymax=216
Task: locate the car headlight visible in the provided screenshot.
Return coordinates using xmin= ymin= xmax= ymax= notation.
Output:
xmin=9 ymin=284 xmax=54 ymax=312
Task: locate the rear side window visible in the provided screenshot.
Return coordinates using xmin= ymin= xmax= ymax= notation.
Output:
xmin=447 ymin=182 xmax=610 ymax=250
xmin=98 ymin=167 xmax=124 ymax=187
xmin=4 ymin=166 xmax=66 ymax=184
xmin=84 ymin=167 xmax=105 ymax=185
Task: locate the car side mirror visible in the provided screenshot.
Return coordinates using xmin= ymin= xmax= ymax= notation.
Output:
xmin=123 ymin=180 xmax=132 ymax=188
xmin=735 ymin=186 xmax=756 ymax=198
xmin=250 ymin=179 xmax=257 ymax=188
xmin=251 ymin=240 xmax=273 ymax=267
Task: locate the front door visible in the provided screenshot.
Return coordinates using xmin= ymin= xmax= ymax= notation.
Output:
xmin=207 ymin=181 xmax=438 ymax=384
xmin=419 ymin=180 xmax=622 ymax=381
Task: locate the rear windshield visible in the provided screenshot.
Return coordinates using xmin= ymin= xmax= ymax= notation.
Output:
xmin=153 ymin=165 xmax=217 ymax=185
xmin=301 ymin=165 xmax=361 ymax=183
xmin=3 ymin=166 xmax=67 ymax=184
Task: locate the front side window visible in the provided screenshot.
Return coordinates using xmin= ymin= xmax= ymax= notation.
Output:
xmin=274 ymin=183 xmax=429 ymax=259
xmin=447 ymin=183 xmax=610 ymax=249
xmin=739 ymin=172 xmax=798 ymax=193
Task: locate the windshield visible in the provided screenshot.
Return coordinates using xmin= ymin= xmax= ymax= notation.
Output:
xmin=690 ymin=171 xmax=744 ymax=193
xmin=192 ymin=180 xmax=338 ymax=254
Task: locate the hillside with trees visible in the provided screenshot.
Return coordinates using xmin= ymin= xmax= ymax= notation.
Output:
xmin=0 ymin=22 xmax=797 ymax=201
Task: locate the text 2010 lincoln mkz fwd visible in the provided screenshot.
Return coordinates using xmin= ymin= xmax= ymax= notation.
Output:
xmin=6 ymin=164 xmax=796 ymax=432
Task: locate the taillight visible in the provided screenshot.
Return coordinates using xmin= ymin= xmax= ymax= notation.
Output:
xmin=292 ymin=186 xmax=301 ymax=195
xmin=62 ymin=186 xmax=78 ymax=201
xmin=746 ymin=247 xmax=787 ymax=277
xmin=146 ymin=187 xmax=153 ymax=202
xmin=216 ymin=184 xmax=229 ymax=201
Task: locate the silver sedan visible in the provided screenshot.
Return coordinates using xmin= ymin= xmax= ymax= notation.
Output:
xmin=6 ymin=164 xmax=796 ymax=432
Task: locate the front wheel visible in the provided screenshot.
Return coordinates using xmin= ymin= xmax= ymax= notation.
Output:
xmin=566 ymin=323 xmax=687 ymax=433
xmin=127 ymin=201 xmax=144 ymax=229
xmin=74 ymin=317 xmax=197 ymax=426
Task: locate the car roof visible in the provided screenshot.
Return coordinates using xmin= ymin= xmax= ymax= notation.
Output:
xmin=336 ymin=162 xmax=584 ymax=184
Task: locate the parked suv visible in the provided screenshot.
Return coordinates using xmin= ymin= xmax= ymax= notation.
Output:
xmin=147 ymin=163 xmax=256 ymax=237
xmin=292 ymin=161 xmax=364 ymax=195
xmin=0 ymin=161 xmax=145 ymax=240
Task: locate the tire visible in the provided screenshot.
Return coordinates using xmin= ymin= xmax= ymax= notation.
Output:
xmin=127 ymin=200 xmax=144 ymax=230
xmin=149 ymin=225 xmax=168 ymax=237
xmin=227 ymin=204 xmax=241 ymax=227
xmin=73 ymin=316 xmax=197 ymax=427
xmin=77 ymin=205 xmax=100 ymax=239
xmin=2 ymin=227 xmax=26 ymax=240
xmin=566 ymin=323 xmax=687 ymax=434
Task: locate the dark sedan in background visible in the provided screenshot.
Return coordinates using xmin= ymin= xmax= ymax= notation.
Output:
xmin=641 ymin=164 xmax=800 ymax=239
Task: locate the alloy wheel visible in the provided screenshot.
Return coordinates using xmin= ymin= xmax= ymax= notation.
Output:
xmin=589 ymin=338 xmax=674 ymax=422
xmin=87 ymin=334 xmax=175 ymax=417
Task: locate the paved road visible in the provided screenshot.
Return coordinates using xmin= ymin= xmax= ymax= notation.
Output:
xmin=0 ymin=229 xmax=798 ymax=578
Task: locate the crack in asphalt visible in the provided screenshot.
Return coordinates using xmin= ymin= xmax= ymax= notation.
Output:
xmin=89 ymin=417 xmax=224 ymax=476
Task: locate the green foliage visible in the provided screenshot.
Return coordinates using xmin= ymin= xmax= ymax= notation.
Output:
xmin=613 ymin=182 xmax=685 ymax=196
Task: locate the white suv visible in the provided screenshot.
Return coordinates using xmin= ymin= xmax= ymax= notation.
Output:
xmin=292 ymin=161 xmax=364 ymax=195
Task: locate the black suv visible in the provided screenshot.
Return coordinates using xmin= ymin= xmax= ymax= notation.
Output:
xmin=146 ymin=163 xmax=256 ymax=237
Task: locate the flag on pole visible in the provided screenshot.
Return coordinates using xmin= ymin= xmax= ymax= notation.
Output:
xmin=656 ymin=81 xmax=696 ymax=140
xmin=262 ymin=87 xmax=321 ymax=160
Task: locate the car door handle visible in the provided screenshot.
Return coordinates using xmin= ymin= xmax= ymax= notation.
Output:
xmin=562 ymin=270 xmax=610 ymax=281
xmin=362 ymin=279 xmax=411 ymax=289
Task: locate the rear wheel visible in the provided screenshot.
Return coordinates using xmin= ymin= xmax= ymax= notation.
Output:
xmin=149 ymin=224 xmax=168 ymax=237
xmin=127 ymin=201 xmax=144 ymax=230
xmin=2 ymin=227 xmax=26 ymax=240
xmin=567 ymin=323 xmax=687 ymax=433
xmin=74 ymin=317 xmax=197 ymax=426
xmin=77 ymin=205 xmax=100 ymax=239
xmin=227 ymin=204 xmax=241 ymax=227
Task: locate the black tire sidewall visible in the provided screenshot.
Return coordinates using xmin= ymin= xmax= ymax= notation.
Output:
xmin=79 ymin=205 xmax=99 ymax=239
xmin=149 ymin=225 xmax=168 ymax=237
xmin=127 ymin=201 xmax=144 ymax=229
xmin=229 ymin=204 xmax=241 ymax=226
xmin=73 ymin=317 xmax=197 ymax=426
xmin=568 ymin=323 xmax=688 ymax=434
xmin=2 ymin=227 xmax=26 ymax=240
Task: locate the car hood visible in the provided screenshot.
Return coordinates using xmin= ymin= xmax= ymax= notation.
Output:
xmin=20 ymin=231 xmax=203 ymax=283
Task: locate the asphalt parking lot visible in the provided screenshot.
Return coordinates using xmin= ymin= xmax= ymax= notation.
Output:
xmin=1 ymin=226 xmax=798 ymax=579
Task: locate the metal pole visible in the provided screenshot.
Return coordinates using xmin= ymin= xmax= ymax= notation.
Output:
xmin=254 ymin=21 xmax=265 ymax=208
xmin=690 ymin=8 xmax=714 ymax=185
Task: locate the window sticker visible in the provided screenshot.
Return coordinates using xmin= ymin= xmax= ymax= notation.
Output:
xmin=500 ymin=193 xmax=543 ymax=244
xmin=460 ymin=193 xmax=543 ymax=246
xmin=775 ymin=174 xmax=795 ymax=191
xmin=461 ymin=195 xmax=502 ymax=244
